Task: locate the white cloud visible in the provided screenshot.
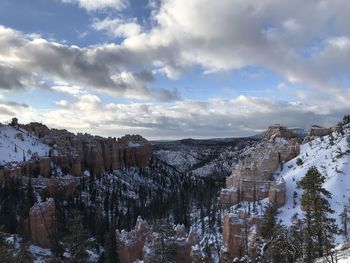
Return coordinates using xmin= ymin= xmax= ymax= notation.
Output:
xmin=119 ymin=0 xmax=350 ymax=91
xmin=92 ymin=18 xmax=141 ymax=38
xmin=52 ymin=85 xmax=83 ymax=95
xmin=2 ymin=92 xmax=349 ymax=139
xmin=61 ymin=0 xmax=127 ymax=11
xmin=327 ymin=36 xmax=350 ymax=49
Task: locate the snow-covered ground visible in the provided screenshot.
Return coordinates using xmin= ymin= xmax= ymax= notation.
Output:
xmin=0 ymin=124 xmax=50 ymax=165
xmin=275 ymin=126 xmax=350 ymax=242
xmin=315 ymin=243 xmax=350 ymax=263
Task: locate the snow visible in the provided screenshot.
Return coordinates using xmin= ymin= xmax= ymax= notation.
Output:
xmin=276 ymin=127 xmax=350 ymax=242
xmin=0 ymin=125 xmax=50 ymax=165
xmin=155 ymin=149 xmax=199 ymax=172
xmin=315 ymin=243 xmax=350 ymax=263
xmin=128 ymin=141 xmax=141 ymax=147
xmin=86 ymin=249 xmax=100 ymax=262
xmin=29 ymin=245 xmax=52 ymax=257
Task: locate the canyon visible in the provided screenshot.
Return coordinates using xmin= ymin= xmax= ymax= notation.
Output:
xmin=0 ymin=118 xmax=349 ymax=262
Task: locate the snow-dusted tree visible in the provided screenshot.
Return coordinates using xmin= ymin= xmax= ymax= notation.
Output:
xmin=299 ymin=166 xmax=338 ymax=263
xmin=340 ymin=200 xmax=350 ymax=242
xmin=260 ymin=202 xmax=278 ymax=240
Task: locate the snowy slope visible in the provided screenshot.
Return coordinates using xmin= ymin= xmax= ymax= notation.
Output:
xmin=275 ymin=125 xmax=350 ymax=236
xmin=0 ymin=124 xmax=50 ymax=165
xmin=315 ymin=243 xmax=350 ymax=263
xmin=154 ymin=139 xmax=257 ymax=177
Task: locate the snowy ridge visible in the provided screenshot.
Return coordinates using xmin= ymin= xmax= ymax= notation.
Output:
xmin=0 ymin=124 xmax=50 ymax=165
xmin=276 ymin=125 xmax=350 ymax=240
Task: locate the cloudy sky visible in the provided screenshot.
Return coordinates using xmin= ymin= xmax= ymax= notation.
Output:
xmin=0 ymin=0 xmax=349 ymax=139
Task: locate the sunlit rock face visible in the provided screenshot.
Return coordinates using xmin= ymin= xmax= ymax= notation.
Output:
xmin=220 ymin=125 xmax=300 ymax=208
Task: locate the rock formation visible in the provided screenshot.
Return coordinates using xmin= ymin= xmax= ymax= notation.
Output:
xmin=220 ymin=125 xmax=300 ymax=208
xmin=221 ymin=212 xmax=260 ymax=262
xmin=116 ymin=217 xmax=151 ymax=263
xmin=1 ymin=121 xmax=152 ymax=180
xmin=303 ymin=125 xmax=343 ymax=143
xmin=28 ymin=199 xmax=56 ymax=248
xmin=0 ymin=157 xmax=52 ymax=181
xmin=24 ymin=123 xmax=152 ymax=176
xmin=116 ymin=217 xmax=201 ymax=263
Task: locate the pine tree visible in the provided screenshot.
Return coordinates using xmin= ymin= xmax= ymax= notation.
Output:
xmin=64 ymin=211 xmax=90 ymax=263
xmin=104 ymin=227 xmax=119 ymax=263
xmin=340 ymin=201 xmax=350 ymax=242
xmin=299 ymin=166 xmax=338 ymax=262
xmin=260 ymin=202 xmax=278 ymax=240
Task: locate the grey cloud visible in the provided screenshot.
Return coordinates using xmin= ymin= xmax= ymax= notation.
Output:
xmin=0 ymin=100 xmax=29 ymax=108
xmin=0 ymin=64 xmax=31 ymax=90
xmin=134 ymin=70 xmax=155 ymax=82
xmin=0 ymin=26 xmax=179 ymax=101
xmin=0 ymin=106 xmax=15 ymax=116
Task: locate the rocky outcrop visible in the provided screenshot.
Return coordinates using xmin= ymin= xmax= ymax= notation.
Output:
xmin=221 ymin=214 xmax=245 ymax=261
xmin=264 ymin=124 xmax=299 ymax=140
xmin=268 ymin=179 xmax=286 ymax=207
xmin=303 ymin=125 xmax=343 ymax=143
xmin=116 ymin=217 xmax=151 ymax=263
xmin=3 ymin=121 xmax=153 ymax=178
xmin=220 ymin=125 xmax=300 ymax=208
xmin=21 ymin=122 xmax=50 ymax=138
xmin=309 ymin=125 xmax=333 ymax=137
xmin=40 ymin=128 xmax=152 ymax=176
xmin=28 ymin=199 xmax=55 ymax=248
xmin=221 ymin=213 xmax=260 ymax=262
xmin=116 ymin=218 xmax=201 ymax=263
xmin=143 ymin=230 xmax=200 ymax=263
xmin=0 ymin=157 xmax=52 ymax=181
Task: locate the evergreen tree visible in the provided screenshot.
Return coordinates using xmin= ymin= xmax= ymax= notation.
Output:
xmin=64 ymin=211 xmax=90 ymax=263
xmin=340 ymin=201 xmax=350 ymax=242
xmin=260 ymin=202 xmax=278 ymax=240
xmin=299 ymin=166 xmax=338 ymax=262
xmin=153 ymin=220 xmax=177 ymax=262
xmin=104 ymin=227 xmax=119 ymax=263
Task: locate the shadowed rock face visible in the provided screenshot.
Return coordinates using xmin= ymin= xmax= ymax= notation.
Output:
xmin=220 ymin=125 xmax=300 ymax=208
xmin=0 ymin=157 xmax=52 ymax=180
xmin=44 ymin=129 xmax=152 ymax=176
xmin=28 ymin=199 xmax=55 ymax=248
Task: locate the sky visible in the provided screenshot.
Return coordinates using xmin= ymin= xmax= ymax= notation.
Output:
xmin=0 ymin=0 xmax=350 ymax=140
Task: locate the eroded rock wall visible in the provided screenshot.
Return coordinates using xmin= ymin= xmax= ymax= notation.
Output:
xmin=28 ymin=199 xmax=55 ymax=248
xmin=220 ymin=125 xmax=300 ymax=208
